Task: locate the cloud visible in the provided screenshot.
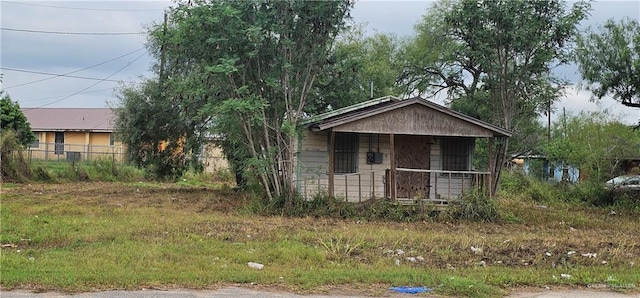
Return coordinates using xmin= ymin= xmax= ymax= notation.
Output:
xmin=552 ymin=86 xmax=639 ymax=125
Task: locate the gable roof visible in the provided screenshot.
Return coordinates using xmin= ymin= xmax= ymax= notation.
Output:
xmin=306 ymin=96 xmax=512 ymax=137
xmin=21 ymin=108 xmax=116 ymax=132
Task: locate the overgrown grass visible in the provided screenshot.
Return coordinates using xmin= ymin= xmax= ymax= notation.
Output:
xmin=1 ymin=182 xmax=639 ymax=297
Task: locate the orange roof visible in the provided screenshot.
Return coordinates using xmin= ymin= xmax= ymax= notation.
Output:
xmin=21 ymin=108 xmax=116 ymax=132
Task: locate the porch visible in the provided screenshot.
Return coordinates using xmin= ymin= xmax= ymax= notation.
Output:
xmin=297 ymin=167 xmax=490 ymax=208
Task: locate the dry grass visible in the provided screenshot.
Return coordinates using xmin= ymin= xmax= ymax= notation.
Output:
xmin=1 ymin=182 xmax=638 ymax=297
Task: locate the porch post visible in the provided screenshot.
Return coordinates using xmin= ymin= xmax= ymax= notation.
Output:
xmin=488 ymin=137 xmax=495 ymax=198
xmin=329 ymin=130 xmax=335 ymax=198
xmin=389 ymin=133 xmax=396 ymax=201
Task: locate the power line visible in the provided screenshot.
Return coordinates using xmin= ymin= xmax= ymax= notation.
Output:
xmin=1 ymin=27 xmax=143 ymax=35
xmin=3 ymin=1 xmax=165 ymax=12
xmin=24 ymin=52 xmax=147 ymax=109
xmin=1 ymin=68 xmax=121 ymax=83
xmin=4 ymin=48 xmax=146 ymax=89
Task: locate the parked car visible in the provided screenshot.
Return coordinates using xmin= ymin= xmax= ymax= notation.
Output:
xmin=605 ymin=175 xmax=640 ymax=189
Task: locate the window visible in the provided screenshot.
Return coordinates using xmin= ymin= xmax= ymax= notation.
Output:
xmin=441 ymin=137 xmax=473 ymax=172
xmin=109 ymin=134 xmax=115 ymax=146
xmin=333 ymin=132 xmax=358 ymax=174
xmin=30 ymin=135 xmax=40 ymax=148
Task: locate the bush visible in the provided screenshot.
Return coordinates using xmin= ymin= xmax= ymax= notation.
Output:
xmin=1 ymin=131 xmax=32 ymax=183
xmin=440 ymin=190 xmax=501 ymax=222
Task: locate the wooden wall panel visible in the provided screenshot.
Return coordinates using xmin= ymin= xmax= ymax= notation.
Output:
xmin=333 ymin=105 xmax=494 ymax=137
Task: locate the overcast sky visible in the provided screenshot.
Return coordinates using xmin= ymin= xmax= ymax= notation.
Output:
xmin=1 ymin=0 xmax=638 ymax=124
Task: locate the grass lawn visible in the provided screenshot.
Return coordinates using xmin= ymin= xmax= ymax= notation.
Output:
xmin=1 ymin=182 xmax=638 ymax=297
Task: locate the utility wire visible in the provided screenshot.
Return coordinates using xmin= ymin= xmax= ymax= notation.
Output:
xmin=3 ymin=1 xmax=165 ymax=12
xmin=24 ymin=52 xmax=147 ymax=110
xmin=1 ymin=27 xmax=142 ymax=35
xmin=3 ymin=47 xmax=145 ymax=89
xmin=1 ymin=68 xmax=120 ymax=83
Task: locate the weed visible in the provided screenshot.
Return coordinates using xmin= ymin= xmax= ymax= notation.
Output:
xmin=318 ymin=234 xmax=365 ymax=261
xmin=440 ymin=190 xmax=500 ymax=222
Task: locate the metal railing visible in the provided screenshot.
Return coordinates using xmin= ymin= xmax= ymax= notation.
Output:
xmin=24 ymin=142 xmax=126 ymax=162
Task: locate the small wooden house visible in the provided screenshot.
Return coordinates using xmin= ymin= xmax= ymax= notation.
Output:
xmin=294 ymin=96 xmax=511 ymax=205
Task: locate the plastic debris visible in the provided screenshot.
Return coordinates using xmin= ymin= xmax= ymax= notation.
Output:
xmin=582 ymin=253 xmax=597 ymax=258
xmin=247 ymin=262 xmax=264 ymax=270
xmin=471 ymin=246 xmax=483 ymax=255
xmin=560 ymin=274 xmax=572 ymax=279
xmin=545 ymin=252 xmax=552 ymax=257
xmin=567 ymin=251 xmax=576 ymax=255
xmin=389 ymin=286 xmax=433 ymax=294
xmin=405 ymin=257 xmax=416 ymax=262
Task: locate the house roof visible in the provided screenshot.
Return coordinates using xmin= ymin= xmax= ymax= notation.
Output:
xmin=306 ymin=96 xmax=512 ymax=137
xmin=21 ymin=108 xmax=116 ymax=132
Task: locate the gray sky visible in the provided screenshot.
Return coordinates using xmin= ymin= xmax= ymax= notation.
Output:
xmin=1 ymin=0 xmax=639 ymax=124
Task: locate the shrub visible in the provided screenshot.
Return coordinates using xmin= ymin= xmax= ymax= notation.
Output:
xmin=440 ymin=190 xmax=501 ymax=222
xmin=0 ymin=131 xmax=32 ymax=183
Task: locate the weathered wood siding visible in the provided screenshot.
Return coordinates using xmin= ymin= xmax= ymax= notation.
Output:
xmin=333 ymin=105 xmax=495 ymax=137
xmin=295 ymin=132 xmax=473 ymax=201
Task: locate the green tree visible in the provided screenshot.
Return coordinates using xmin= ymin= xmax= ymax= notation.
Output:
xmin=118 ymin=0 xmax=352 ymax=202
xmin=575 ymin=18 xmax=640 ymax=111
xmin=400 ymin=0 xmax=590 ymax=193
xmin=544 ymin=111 xmax=640 ymax=181
xmin=312 ymin=28 xmax=405 ymax=113
xmin=114 ymin=78 xmax=208 ymax=178
xmin=1 ymin=92 xmax=35 ymax=147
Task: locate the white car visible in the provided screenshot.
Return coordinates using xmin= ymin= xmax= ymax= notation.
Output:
xmin=606 ymin=175 xmax=640 ymax=189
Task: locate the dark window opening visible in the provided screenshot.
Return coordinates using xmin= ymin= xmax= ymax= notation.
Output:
xmin=441 ymin=137 xmax=473 ymax=172
xmin=333 ymin=132 xmax=358 ymax=174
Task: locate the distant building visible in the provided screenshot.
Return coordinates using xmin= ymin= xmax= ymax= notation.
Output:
xmin=22 ymin=108 xmax=124 ymax=161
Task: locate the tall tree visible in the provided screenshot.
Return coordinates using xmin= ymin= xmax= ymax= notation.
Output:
xmin=1 ymin=92 xmax=35 ymax=147
xmin=312 ymin=28 xmax=405 ymax=113
xmin=575 ymin=18 xmax=640 ymax=113
xmin=120 ymin=0 xmax=352 ymax=201
xmin=400 ymin=0 xmax=590 ymax=193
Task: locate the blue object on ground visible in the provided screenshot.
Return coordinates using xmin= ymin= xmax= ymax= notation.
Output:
xmin=389 ymin=286 xmax=433 ymax=294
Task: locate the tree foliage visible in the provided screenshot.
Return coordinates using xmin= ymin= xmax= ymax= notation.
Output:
xmin=544 ymin=111 xmax=640 ymax=181
xmin=1 ymin=92 xmax=35 ymax=147
xmin=575 ymin=18 xmax=640 ymax=110
xmin=400 ymin=0 xmax=590 ymax=193
xmin=114 ymin=79 xmax=207 ymax=178
xmin=117 ymin=0 xmax=352 ymax=201
xmin=312 ymin=28 xmax=405 ymax=113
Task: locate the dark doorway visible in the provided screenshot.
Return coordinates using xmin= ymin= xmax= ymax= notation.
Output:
xmin=54 ymin=132 xmax=64 ymax=155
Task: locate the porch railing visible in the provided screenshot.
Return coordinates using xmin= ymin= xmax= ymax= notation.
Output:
xmin=394 ymin=168 xmax=490 ymax=200
xmin=296 ymin=168 xmax=490 ymax=203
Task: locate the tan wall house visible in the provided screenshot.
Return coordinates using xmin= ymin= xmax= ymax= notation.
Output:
xmin=22 ymin=108 xmax=125 ymax=161
xmin=294 ymin=96 xmax=512 ymax=204
xmin=22 ymin=108 xmax=229 ymax=173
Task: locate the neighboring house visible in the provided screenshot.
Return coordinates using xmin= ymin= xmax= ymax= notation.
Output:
xmin=22 ymin=108 xmax=230 ymax=172
xmin=294 ymin=96 xmax=512 ymax=203
xmin=21 ymin=108 xmax=124 ymax=161
xmin=517 ymin=155 xmax=580 ymax=183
